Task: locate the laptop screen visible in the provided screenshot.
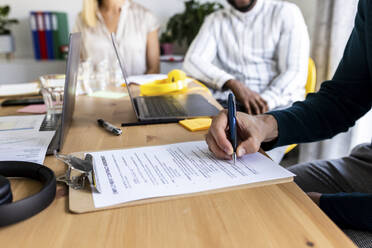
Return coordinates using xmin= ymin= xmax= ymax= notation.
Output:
xmin=58 ymin=32 xmax=81 ymax=149
xmin=110 ymin=33 xmax=139 ymax=118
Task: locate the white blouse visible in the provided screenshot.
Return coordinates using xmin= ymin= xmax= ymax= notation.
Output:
xmin=73 ymin=0 xmax=159 ymax=76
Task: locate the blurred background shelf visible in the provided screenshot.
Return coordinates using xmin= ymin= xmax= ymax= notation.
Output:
xmin=0 ymin=58 xmax=66 ymax=84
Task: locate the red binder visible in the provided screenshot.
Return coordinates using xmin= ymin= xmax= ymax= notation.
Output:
xmin=36 ymin=12 xmax=48 ymax=60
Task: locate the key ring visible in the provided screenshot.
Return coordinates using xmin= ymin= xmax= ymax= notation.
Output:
xmin=54 ymin=151 xmax=100 ymax=192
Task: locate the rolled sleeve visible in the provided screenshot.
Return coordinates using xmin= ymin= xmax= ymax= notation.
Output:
xmin=183 ymin=13 xmax=235 ymax=90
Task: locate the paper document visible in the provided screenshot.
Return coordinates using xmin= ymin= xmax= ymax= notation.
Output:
xmin=127 ymin=74 xmax=195 ymax=86
xmin=89 ymin=141 xmax=294 ymax=208
xmin=0 ymin=130 xmax=55 ymax=164
xmin=127 ymin=74 xmax=167 ymax=85
xmin=88 ymin=91 xmax=128 ymax=99
xmin=0 ymin=115 xmax=45 ymax=132
xmin=0 ymin=82 xmax=40 ymax=97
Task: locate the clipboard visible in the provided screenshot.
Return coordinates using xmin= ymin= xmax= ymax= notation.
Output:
xmin=68 ymin=151 xmax=293 ymax=214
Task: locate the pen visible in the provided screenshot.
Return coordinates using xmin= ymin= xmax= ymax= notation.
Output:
xmin=228 ymin=93 xmax=237 ymax=165
xmin=97 ymin=119 xmax=122 ymax=136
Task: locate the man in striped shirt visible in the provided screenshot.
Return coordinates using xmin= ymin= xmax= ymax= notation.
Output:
xmin=183 ymin=0 xmax=310 ymax=114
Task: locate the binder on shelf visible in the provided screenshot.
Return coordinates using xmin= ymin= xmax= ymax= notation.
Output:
xmin=44 ymin=12 xmax=55 ymax=59
xmin=36 ymin=12 xmax=48 ymax=60
xmin=51 ymin=12 xmax=60 ymax=59
xmin=55 ymin=12 xmax=69 ymax=59
xmin=29 ymin=11 xmax=69 ymax=60
xmin=30 ymin=12 xmax=41 ymax=60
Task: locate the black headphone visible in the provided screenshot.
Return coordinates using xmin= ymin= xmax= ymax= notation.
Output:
xmin=0 ymin=161 xmax=56 ymax=227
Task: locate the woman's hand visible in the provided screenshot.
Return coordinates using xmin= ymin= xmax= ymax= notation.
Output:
xmin=205 ymin=110 xmax=278 ymax=159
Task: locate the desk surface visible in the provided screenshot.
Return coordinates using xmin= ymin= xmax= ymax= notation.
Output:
xmin=0 ymin=92 xmax=356 ymax=248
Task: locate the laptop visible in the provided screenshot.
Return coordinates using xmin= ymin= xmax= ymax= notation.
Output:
xmin=39 ymin=32 xmax=81 ymax=155
xmin=110 ymin=33 xmax=219 ymax=122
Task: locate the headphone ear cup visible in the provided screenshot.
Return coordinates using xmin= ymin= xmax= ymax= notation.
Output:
xmin=0 ymin=175 xmax=12 ymax=205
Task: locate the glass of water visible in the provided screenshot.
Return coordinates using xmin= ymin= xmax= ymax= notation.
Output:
xmin=40 ymin=74 xmax=66 ymax=114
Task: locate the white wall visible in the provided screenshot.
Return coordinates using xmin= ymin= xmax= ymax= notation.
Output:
xmin=1 ymin=0 xmax=315 ymax=58
xmin=286 ymin=0 xmax=316 ymax=39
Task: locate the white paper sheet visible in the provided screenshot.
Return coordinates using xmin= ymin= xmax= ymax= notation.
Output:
xmin=127 ymin=74 xmax=168 ymax=85
xmin=0 ymin=115 xmax=45 ymax=133
xmin=127 ymin=74 xmax=195 ymax=86
xmin=0 ymin=115 xmax=45 ymax=132
xmin=0 ymin=130 xmax=55 ymax=164
xmin=89 ymin=141 xmax=295 ymax=208
xmin=0 ymin=82 xmax=40 ymax=97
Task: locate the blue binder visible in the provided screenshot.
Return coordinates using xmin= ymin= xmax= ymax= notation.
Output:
xmin=44 ymin=12 xmax=55 ymax=59
xmin=30 ymin=12 xmax=41 ymax=60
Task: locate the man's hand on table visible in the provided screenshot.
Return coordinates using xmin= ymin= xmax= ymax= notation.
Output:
xmin=225 ymin=79 xmax=269 ymax=115
xmin=205 ymin=110 xmax=278 ymax=159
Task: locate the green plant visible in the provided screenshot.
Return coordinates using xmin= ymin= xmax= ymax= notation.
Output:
xmin=0 ymin=5 xmax=18 ymax=35
xmin=160 ymin=0 xmax=223 ymax=46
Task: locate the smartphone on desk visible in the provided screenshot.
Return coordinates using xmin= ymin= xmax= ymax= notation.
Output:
xmin=1 ymin=98 xmax=44 ymax=107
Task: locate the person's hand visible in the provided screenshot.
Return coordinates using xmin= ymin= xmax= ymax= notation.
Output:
xmin=225 ymin=79 xmax=269 ymax=115
xmin=205 ymin=110 xmax=278 ymax=159
xmin=307 ymin=192 xmax=322 ymax=206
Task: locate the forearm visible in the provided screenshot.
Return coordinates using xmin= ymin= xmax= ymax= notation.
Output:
xmin=265 ymin=78 xmax=372 ymax=149
xmin=260 ymin=72 xmax=307 ymax=110
xmin=183 ymin=54 xmax=234 ymax=90
xmin=260 ymin=3 xmax=309 ymax=110
xmin=320 ymin=193 xmax=372 ymax=231
xmin=146 ymin=29 xmax=160 ymax=74
xmin=145 ymin=64 xmax=159 ymax=74
xmin=257 ymin=114 xmax=279 ymax=143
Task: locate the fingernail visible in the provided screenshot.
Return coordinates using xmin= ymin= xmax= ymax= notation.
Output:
xmin=237 ymin=148 xmax=246 ymax=157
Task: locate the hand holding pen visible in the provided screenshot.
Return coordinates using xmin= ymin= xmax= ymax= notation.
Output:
xmin=205 ymin=95 xmax=279 ymax=160
xmin=228 ymin=93 xmax=237 ymax=164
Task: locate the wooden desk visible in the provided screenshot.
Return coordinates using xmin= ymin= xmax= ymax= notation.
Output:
xmin=0 ymin=93 xmax=356 ymax=248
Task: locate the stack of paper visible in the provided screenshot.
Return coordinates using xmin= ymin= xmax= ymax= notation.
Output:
xmin=89 ymin=141 xmax=294 ymax=208
xmin=0 ymin=82 xmax=40 ymax=97
xmin=127 ymin=74 xmax=167 ymax=85
xmin=0 ymin=115 xmax=54 ymax=164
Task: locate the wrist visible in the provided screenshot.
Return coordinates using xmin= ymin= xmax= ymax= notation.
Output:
xmin=224 ymin=79 xmax=239 ymax=90
xmin=257 ymin=114 xmax=278 ymax=142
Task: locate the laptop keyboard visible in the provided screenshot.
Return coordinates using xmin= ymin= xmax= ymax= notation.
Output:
xmin=39 ymin=114 xmax=62 ymax=131
xmin=144 ymin=96 xmax=186 ymax=116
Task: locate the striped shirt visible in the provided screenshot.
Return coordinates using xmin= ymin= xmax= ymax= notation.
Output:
xmin=183 ymin=0 xmax=310 ymax=110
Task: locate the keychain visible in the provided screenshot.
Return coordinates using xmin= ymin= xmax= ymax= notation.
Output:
xmin=54 ymin=151 xmax=101 ymax=192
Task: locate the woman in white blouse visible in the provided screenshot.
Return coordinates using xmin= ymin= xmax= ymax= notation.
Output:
xmin=73 ymin=0 xmax=160 ymax=75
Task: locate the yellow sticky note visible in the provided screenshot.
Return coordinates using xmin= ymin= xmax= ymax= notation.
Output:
xmin=179 ymin=118 xmax=212 ymax=132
